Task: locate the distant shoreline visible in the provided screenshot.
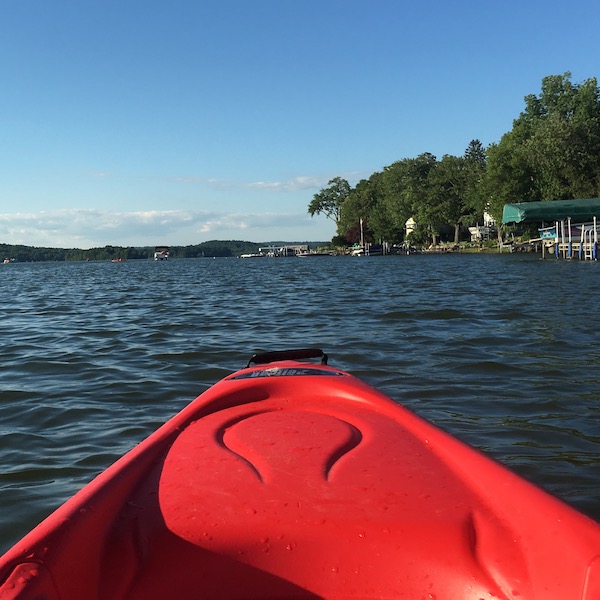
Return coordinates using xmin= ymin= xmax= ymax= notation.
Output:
xmin=0 ymin=240 xmax=329 ymax=263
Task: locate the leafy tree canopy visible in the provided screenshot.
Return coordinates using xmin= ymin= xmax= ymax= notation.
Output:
xmin=314 ymin=73 xmax=600 ymax=246
xmin=308 ymin=177 xmax=351 ymax=227
xmin=485 ymin=72 xmax=600 ymax=222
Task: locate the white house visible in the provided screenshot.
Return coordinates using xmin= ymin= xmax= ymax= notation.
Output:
xmin=468 ymin=225 xmax=491 ymax=241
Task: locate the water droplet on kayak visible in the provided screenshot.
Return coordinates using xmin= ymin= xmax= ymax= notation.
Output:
xmin=358 ymin=532 xmax=365 ymax=539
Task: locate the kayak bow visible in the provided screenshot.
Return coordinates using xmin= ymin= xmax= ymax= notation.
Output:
xmin=1 ymin=349 xmax=599 ymax=599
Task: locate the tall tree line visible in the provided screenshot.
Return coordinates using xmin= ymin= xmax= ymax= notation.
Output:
xmin=310 ymin=73 xmax=600 ymax=245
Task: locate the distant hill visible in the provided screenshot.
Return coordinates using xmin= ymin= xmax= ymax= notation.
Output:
xmin=0 ymin=240 xmax=332 ymax=262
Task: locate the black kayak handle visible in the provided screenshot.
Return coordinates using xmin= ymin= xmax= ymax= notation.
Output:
xmin=246 ymin=348 xmax=328 ymax=368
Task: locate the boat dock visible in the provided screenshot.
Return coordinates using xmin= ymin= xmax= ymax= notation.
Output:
xmin=502 ymin=199 xmax=600 ymax=261
xmin=540 ymin=217 xmax=600 ymax=260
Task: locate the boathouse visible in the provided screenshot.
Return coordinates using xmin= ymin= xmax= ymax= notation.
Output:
xmin=502 ymin=198 xmax=600 ymax=259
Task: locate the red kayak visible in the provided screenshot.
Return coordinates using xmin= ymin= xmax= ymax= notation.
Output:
xmin=1 ymin=349 xmax=599 ymax=599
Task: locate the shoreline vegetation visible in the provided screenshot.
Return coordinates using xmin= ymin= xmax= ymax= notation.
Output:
xmin=308 ymin=73 xmax=600 ymax=250
xmin=0 ymin=240 xmax=306 ymax=263
xmin=1 ymin=239 xmax=532 ymax=263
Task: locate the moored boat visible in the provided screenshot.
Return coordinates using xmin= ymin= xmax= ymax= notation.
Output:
xmin=0 ymin=349 xmax=599 ymax=599
xmin=296 ymin=250 xmax=333 ymax=257
xmin=153 ymin=246 xmax=170 ymax=260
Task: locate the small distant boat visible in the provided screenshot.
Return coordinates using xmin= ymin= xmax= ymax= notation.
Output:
xmin=154 ymin=246 xmax=170 ymax=261
xmin=111 ymin=258 xmax=126 ymax=263
xmin=351 ymin=243 xmax=383 ymax=256
xmin=296 ymin=250 xmax=332 ymax=257
xmin=239 ymin=252 xmax=265 ymax=259
xmin=351 ymin=217 xmax=369 ymax=256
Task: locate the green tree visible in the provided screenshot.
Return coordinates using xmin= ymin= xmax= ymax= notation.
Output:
xmin=308 ymin=177 xmax=351 ymax=230
xmin=486 ymin=72 xmax=600 ymax=227
xmin=380 ymin=153 xmax=438 ymax=244
xmin=463 ymin=139 xmax=488 ymax=221
xmin=338 ymin=180 xmax=366 ymax=243
xmin=525 ymin=74 xmax=600 ymax=199
xmin=393 ymin=153 xmax=438 ymax=244
xmin=338 ymin=173 xmax=399 ymax=243
xmin=427 ymin=154 xmax=469 ymax=244
xmin=312 ymin=73 xmax=600 ymax=247
xmin=484 ymin=137 xmax=537 ymax=228
xmin=381 ymin=160 xmax=414 ymax=237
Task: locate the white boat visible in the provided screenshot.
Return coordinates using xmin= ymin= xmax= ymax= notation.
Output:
xmin=539 ymin=221 xmax=600 ymax=247
xmin=154 ymin=246 xmax=170 ymax=260
xmin=351 ymin=243 xmax=383 ymax=256
xmin=296 ymin=250 xmax=332 ymax=257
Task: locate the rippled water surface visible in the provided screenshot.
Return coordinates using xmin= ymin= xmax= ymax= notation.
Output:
xmin=1 ymin=254 xmax=599 ymax=552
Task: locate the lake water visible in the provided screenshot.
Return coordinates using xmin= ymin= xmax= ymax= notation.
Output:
xmin=1 ymin=253 xmax=599 ymax=553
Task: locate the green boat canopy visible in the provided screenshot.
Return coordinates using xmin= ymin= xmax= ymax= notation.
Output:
xmin=502 ymin=198 xmax=600 ymax=224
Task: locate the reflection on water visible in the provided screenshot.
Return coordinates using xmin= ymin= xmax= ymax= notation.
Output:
xmin=1 ymin=254 xmax=599 ymax=552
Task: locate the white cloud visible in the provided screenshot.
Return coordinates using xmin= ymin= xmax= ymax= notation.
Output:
xmin=246 ymin=175 xmax=331 ymax=191
xmin=168 ymin=176 xmax=230 ymax=187
xmin=148 ymin=173 xmax=351 ymax=192
xmin=0 ymin=208 xmax=328 ymax=248
xmin=141 ymin=175 xmax=323 ymax=192
xmin=246 ymin=173 xmax=365 ymax=191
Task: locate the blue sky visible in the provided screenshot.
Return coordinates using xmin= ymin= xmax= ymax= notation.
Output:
xmin=0 ymin=0 xmax=598 ymax=248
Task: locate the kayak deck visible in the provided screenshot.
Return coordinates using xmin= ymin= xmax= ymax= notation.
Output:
xmin=1 ymin=356 xmax=599 ymax=599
